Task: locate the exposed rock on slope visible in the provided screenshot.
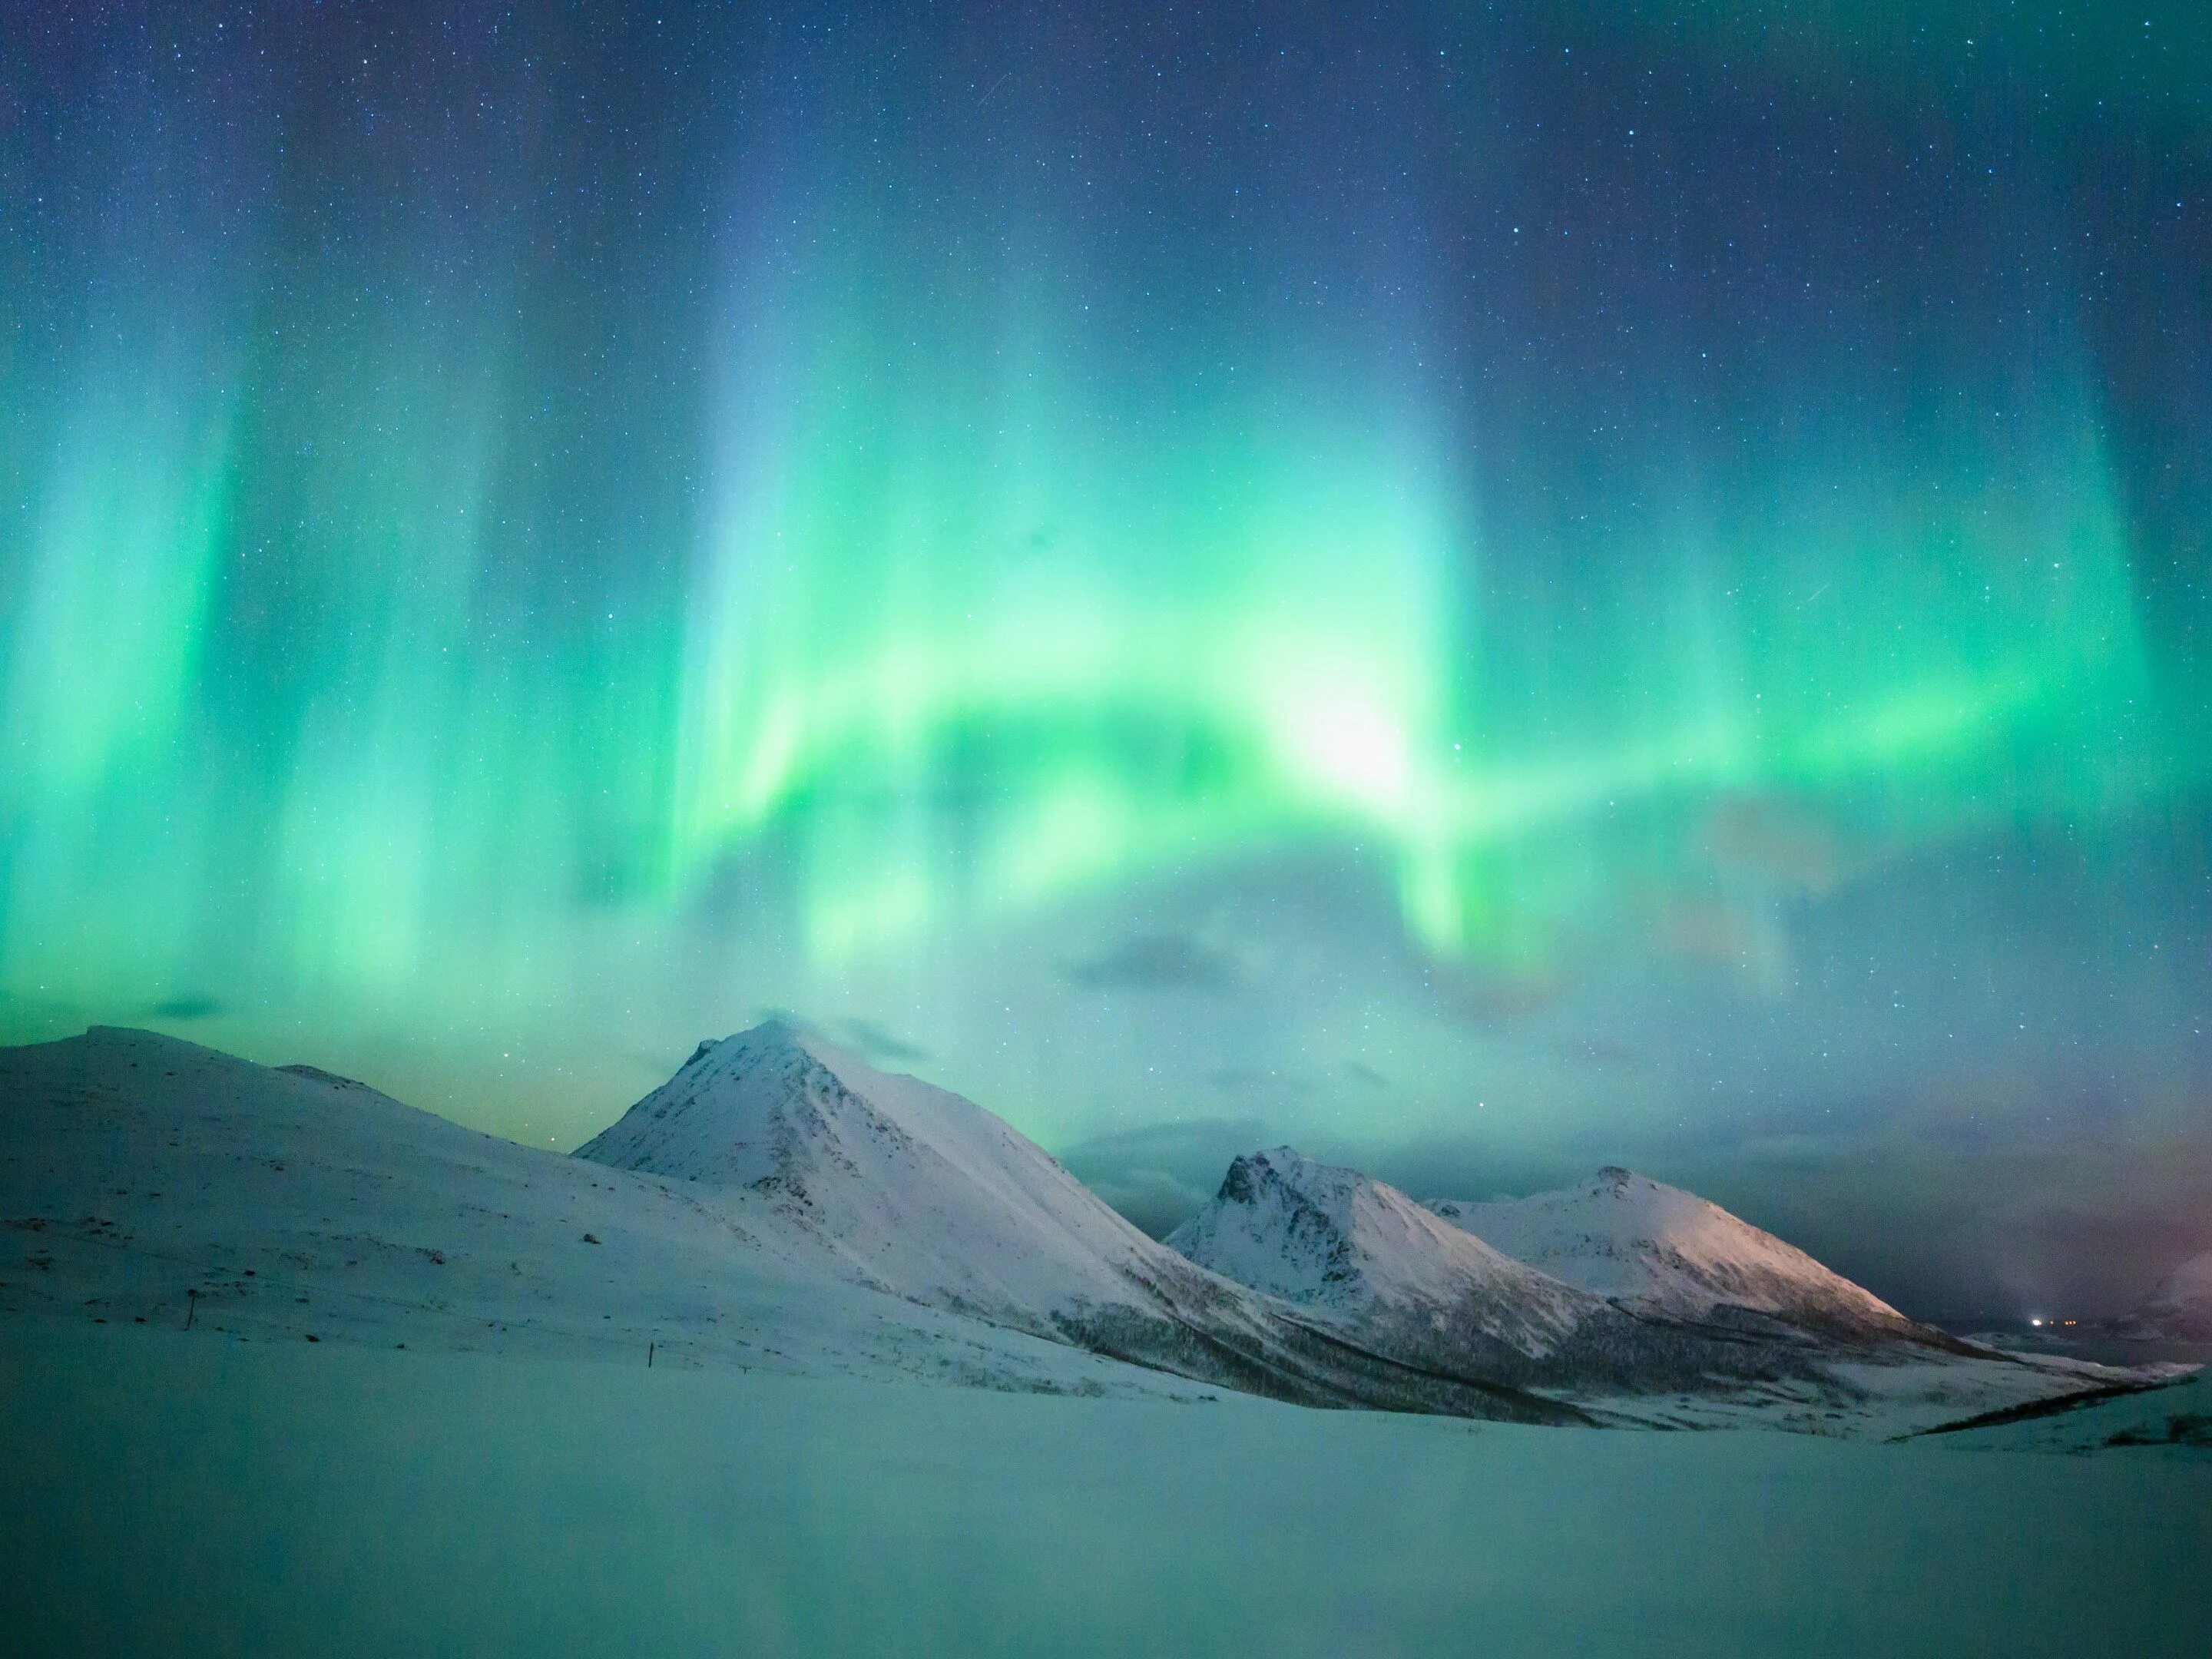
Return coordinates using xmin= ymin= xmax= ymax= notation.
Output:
xmin=2 ymin=1026 xmax=2138 ymax=1434
xmin=0 ymin=1025 xmax=1584 ymax=1422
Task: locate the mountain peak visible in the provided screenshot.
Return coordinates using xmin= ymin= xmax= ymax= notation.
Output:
xmin=704 ymin=1016 xmax=822 ymax=1060
xmin=1216 ymin=1145 xmax=1347 ymax=1210
xmin=573 ymin=1023 xmax=1194 ymax=1331
xmin=1170 ymin=1144 xmax=1596 ymax=1359
xmin=1426 ymin=1171 xmax=1915 ymax=1339
xmin=578 ymin=1022 xmax=889 ymax=1191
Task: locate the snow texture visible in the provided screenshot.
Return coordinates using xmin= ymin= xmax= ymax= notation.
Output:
xmin=4 ymin=1325 xmax=2207 ymax=1658
xmin=1935 ymin=1367 xmax=2212 ymax=1457
xmin=571 ymin=1022 xmax=1595 ymax=1421
xmin=1167 ymin=1146 xmax=1589 ymax=1346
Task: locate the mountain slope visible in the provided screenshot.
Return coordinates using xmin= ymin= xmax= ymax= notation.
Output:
xmin=574 ymin=1022 xmax=1591 ymax=1422
xmin=4 ymin=1026 xmax=2134 ymax=1435
xmin=1165 ymin=1147 xmax=1598 ymax=1361
xmin=0 ymin=1027 xmax=1188 ymax=1396
xmin=1170 ymin=1146 xmax=2133 ymax=1433
xmin=2126 ymin=1250 xmax=2212 ymax=1342
xmin=1426 ymin=1167 xmax=1925 ymax=1343
xmin=576 ymin=1021 xmax=1175 ymax=1323
xmin=1164 ymin=1146 xmax=1883 ymax=1403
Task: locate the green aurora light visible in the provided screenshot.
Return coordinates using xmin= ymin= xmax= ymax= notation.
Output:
xmin=2 ymin=5 xmax=2209 ymax=1314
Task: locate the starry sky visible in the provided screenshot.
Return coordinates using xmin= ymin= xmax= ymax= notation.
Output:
xmin=4 ymin=2 xmax=2209 ymax=1316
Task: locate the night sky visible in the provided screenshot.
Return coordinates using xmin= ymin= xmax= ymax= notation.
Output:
xmin=4 ymin=2 xmax=2209 ymax=1316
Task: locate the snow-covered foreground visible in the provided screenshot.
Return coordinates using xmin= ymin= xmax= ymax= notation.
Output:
xmin=1939 ymin=1369 xmax=2212 ymax=1455
xmin=2 ymin=1324 xmax=2205 ymax=1659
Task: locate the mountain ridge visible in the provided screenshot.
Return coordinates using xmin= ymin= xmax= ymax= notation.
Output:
xmin=0 ymin=1023 xmax=2137 ymax=1435
xmin=1165 ymin=1141 xmax=2112 ymax=1431
xmin=1424 ymin=1167 xmax=1932 ymax=1345
xmin=573 ymin=1022 xmax=1592 ymax=1422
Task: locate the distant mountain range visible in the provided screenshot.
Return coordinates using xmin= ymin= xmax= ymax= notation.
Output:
xmin=0 ymin=1022 xmax=2162 ymax=1435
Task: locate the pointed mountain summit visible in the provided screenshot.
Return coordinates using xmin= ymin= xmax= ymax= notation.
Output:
xmin=1166 ymin=1147 xmax=1597 ymax=1360
xmin=1170 ymin=1146 xmax=2118 ymax=1430
xmin=1 ymin=1025 xmax=2137 ymax=1435
xmin=575 ymin=1023 xmax=1592 ymax=1422
xmin=1426 ymin=1167 xmax=1922 ymax=1343
xmin=1161 ymin=1145 xmax=1825 ymax=1401
xmin=578 ymin=1018 xmax=1189 ymax=1321
xmin=0 ymin=1027 xmax=1190 ymax=1395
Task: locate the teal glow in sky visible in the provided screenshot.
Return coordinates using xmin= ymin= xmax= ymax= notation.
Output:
xmin=4 ymin=2 xmax=2209 ymax=1310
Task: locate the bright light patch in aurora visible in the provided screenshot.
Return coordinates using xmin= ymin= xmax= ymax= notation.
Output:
xmin=2 ymin=2 xmax=2208 ymax=1313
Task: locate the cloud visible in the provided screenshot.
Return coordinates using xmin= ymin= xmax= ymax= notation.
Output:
xmin=1440 ymin=968 xmax=1568 ymax=1025
xmin=1063 ymin=932 xmax=1241 ymax=991
xmin=834 ymin=1018 xmax=931 ymax=1065
xmin=1057 ymin=1117 xmax=1281 ymax=1237
xmin=144 ymin=995 xmax=222 ymax=1022
xmin=1078 ymin=1166 xmax=1214 ymax=1240
xmin=1652 ymin=897 xmax=1763 ymax=963
xmin=1704 ymin=794 xmax=1854 ymax=896
xmin=1207 ymin=1066 xmax=1315 ymax=1098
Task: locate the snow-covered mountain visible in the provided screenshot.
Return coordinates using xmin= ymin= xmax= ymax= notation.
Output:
xmin=1164 ymin=1147 xmax=1864 ymax=1402
xmin=0 ymin=1023 xmax=1587 ymax=1423
xmin=1 ymin=1025 xmax=2142 ymax=1435
xmin=2124 ymin=1250 xmax=2212 ymax=1342
xmin=574 ymin=1022 xmax=1587 ymax=1422
xmin=0 ymin=1027 xmax=1179 ymax=1396
xmin=1169 ymin=1146 xmax=2129 ymax=1433
xmin=1426 ymin=1167 xmax=1926 ymax=1343
xmin=578 ymin=1021 xmax=1188 ymax=1324
xmin=1166 ymin=1147 xmax=1596 ymax=1361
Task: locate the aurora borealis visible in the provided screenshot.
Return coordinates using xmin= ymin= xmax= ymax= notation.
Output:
xmin=4 ymin=2 xmax=2210 ymax=1312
